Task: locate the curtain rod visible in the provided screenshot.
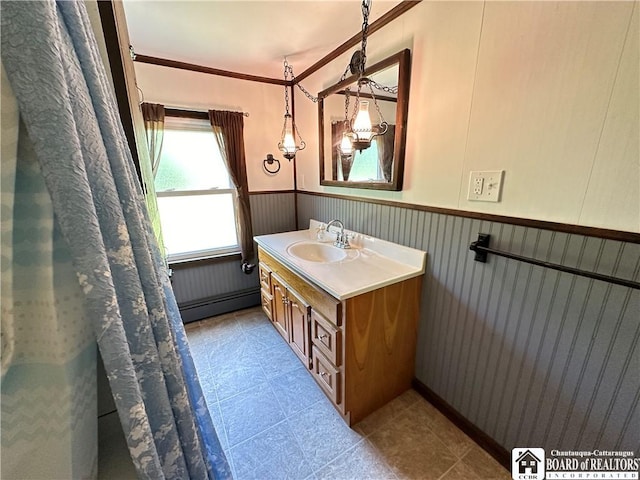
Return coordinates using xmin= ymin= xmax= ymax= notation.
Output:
xmin=469 ymin=234 xmax=640 ymax=290
xmin=164 ymin=107 xmax=249 ymax=119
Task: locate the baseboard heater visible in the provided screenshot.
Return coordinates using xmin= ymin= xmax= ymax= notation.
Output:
xmin=178 ymin=287 xmax=261 ymax=323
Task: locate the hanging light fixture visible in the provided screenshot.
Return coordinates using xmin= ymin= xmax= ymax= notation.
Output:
xmin=278 ymin=60 xmax=306 ymax=161
xmin=339 ymin=0 xmax=388 ymax=155
xmin=276 ymin=0 xmax=395 ymax=161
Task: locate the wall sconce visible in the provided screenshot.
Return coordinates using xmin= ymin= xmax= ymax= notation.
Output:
xmin=263 ymin=153 xmax=281 ymax=174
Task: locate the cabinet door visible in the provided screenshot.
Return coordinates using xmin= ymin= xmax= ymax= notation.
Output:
xmin=260 ymin=288 xmax=273 ymax=321
xmin=271 ymin=274 xmax=289 ymax=341
xmin=312 ymin=346 xmax=341 ymax=406
xmin=288 ymin=288 xmax=310 ymax=367
xmin=311 ymin=310 xmax=341 ymax=366
xmin=259 ymin=263 xmax=272 ymax=293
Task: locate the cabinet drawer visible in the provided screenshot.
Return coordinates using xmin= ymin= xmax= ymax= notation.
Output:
xmin=311 ymin=310 xmax=341 ymax=366
xmin=260 ymin=288 xmax=273 ymax=320
xmin=259 ymin=263 xmax=272 ymax=293
xmin=312 ymin=346 xmax=341 ymax=405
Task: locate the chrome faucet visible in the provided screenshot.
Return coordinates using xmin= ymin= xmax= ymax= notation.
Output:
xmin=325 ymin=219 xmax=350 ymax=249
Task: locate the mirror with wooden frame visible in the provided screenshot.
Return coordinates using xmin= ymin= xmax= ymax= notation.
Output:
xmin=318 ymin=49 xmax=410 ymax=191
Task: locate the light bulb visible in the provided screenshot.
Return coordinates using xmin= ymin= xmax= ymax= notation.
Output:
xmin=279 ymin=114 xmax=300 ymax=159
xmin=339 ymin=133 xmax=353 ymax=156
xmin=283 ymin=131 xmax=296 ymax=153
xmin=353 ymin=101 xmax=373 ymax=141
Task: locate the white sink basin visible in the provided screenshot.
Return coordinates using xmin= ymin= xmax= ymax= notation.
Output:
xmin=287 ymin=241 xmax=350 ymax=263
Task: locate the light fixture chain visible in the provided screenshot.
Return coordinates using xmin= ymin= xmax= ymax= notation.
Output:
xmin=369 ymin=79 xmax=398 ymax=95
xmin=359 ymin=0 xmax=371 ymax=75
xmin=344 ymin=87 xmax=350 ymax=121
xmin=296 ymin=83 xmax=318 ymax=103
xmin=369 ymin=85 xmax=385 ymax=122
xmin=284 ymin=58 xmax=319 ymax=103
xmin=283 ymin=61 xmax=292 ymax=115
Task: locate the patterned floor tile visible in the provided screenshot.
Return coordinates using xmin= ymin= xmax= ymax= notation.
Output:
xmin=235 ymin=307 xmax=271 ymax=331
xmin=260 ymin=340 xmax=304 ymax=379
xmin=243 ymin=323 xmax=289 ymax=353
xmin=209 ymin=337 xmax=267 ymax=400
xmin=288 ymin=399 xmax=364 ymax=472
xmin=186 ymin=307 xmax=507 ymax=480
xmin=208 ymin=400 xmax=229 ymax=451
xmin=230 ymin=421 xmax=313 ymax=480
xmin=316 ymin=439 xmax=397 ymax=480
xmin=270 ymin=366 xmax=327 ymax=416
xmin=368 ymin=407 xmax=458 ymax=479
xmin=460 ymin=445 xmax=511 ymax=479
xmin=219 ymin=382 xmax=285 ymax=447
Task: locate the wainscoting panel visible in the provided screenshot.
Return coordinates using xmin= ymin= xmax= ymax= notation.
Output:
xmin=297 ymin=192 xmax=639 ymax=452
xmin=171 ymin=192 xmax=296 ymax=317
xmin=250 ymin=192 xmax=297 ymax=236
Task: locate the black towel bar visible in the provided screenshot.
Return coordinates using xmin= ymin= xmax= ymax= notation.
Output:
xmin=469 ymin=233 xmax=640 ymax=290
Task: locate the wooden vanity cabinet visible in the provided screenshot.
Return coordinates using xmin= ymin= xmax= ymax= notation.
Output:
xmin=259 ymin=263 xmax=273 ymax=320
xmin=271 ymin=273 xmax=311 ymax=366
xmin=258 ymin=246 xmax=421 ymax=426
xmin=270 ymin=274 xmax=289 ymax=340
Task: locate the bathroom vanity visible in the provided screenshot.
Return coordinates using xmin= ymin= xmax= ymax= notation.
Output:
xmin=255 ymin=220 xmax=426 ymax=425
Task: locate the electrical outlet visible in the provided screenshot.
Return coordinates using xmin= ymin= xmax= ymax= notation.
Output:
xmin=468 ymin=170 xmax=504 ymax=202
xmin=473 ymin=177 xmax=484 ymax=195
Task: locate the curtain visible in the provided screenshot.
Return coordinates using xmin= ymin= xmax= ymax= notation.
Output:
xmin=141 ymin=102 xmax=165 ymax=176
xmin=2 ymin=63 xmax=99 ymax=480
xmin=1 ymin=2 xmax=231 ymax=480
xmin=331 ymin=121 xmax=355 ymax=181
xmin=140 ymin=102 xmax=167 ymax=260
xmin=376 ymin=124 xmax=396 ymax=182
xmin=330 ymin=121 xmax=341 ymax=180
xmin=209 ymin=110 xmax=255 ymax=270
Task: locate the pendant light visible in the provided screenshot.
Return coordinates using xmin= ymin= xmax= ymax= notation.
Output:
xmin=278 ymin=60 xmax=306 ymax=161
xmin=339 ymin=0 xmax=389 ymax=155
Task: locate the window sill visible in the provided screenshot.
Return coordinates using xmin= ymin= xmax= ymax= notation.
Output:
xmin=169 ymin=251 xmax=242 ymax=269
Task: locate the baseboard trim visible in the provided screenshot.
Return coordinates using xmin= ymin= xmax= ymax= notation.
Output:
xmin=411 ymin=378 xmax=510 ymax=471
xmin=179 ymin=288 xmax=261 ymax=323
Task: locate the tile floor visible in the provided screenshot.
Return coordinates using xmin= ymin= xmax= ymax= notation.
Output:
xmin=186 ymin=306 xmax=511 ymax=480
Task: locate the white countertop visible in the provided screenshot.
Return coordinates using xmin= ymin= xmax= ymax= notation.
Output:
xmin=255 ymin=220 xmax=426 ymax=300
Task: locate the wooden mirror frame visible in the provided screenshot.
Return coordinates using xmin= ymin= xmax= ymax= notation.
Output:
xmin=318 ymin=49 xmax=411 ymax=191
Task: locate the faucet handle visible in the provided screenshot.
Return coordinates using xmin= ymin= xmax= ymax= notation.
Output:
xmin=342 ymin=233 xmax=352 ymax=248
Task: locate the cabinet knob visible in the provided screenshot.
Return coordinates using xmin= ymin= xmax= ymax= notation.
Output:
xmin=319 ymin=371 xmax=328 ymax=377
xmin=318 ymin=334 xmax=329 ymax=340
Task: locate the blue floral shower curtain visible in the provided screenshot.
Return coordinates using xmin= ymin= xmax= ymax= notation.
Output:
xmin=1 ymin=1 xmax=230 ymax=479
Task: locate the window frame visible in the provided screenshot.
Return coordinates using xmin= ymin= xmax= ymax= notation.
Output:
xmin=154 ymin=117 xmax=240 ymax=263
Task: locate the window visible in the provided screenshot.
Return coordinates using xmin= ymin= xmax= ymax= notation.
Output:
xmin=347 ymin=143 xmax=383 ymax=181
xmin=338 ymin=143 xmax=384 ymax=182
xmin=155 ymin=117 xmax=238 ymax=262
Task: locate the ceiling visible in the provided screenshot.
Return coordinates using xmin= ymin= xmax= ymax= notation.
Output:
xmin=123 ymin=1 xmax=403 ymax=80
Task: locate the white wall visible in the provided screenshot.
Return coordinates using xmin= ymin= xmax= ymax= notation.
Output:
xmin=134 ymin=63 xmax=295 ymax=192
xmin=294 ymin=1 xmax=639 ymax=232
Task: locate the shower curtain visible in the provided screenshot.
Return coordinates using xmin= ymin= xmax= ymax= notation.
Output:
xmin=1 ymin=1 xmax=230 ymax=479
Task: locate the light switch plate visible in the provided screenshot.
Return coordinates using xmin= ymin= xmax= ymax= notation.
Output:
xmin=468 ymin=170 xmax=504 ymax=202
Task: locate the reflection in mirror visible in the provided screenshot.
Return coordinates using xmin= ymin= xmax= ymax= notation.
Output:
xmin=319 ymin=49 xmax=410 ymax=191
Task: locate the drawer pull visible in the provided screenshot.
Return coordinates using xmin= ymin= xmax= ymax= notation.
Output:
xmin=319 ymin=371 xmax=328 ymax=377
xmin=318 ymin=334 xmax=329 ymax=340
